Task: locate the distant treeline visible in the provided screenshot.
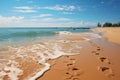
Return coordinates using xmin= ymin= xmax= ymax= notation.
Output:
xmin=97 ymin=22 xmax=120 ymax=27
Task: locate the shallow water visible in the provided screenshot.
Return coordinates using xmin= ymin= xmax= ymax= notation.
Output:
xmin=0 ymin=27 xmax=91 ymax=40
xmin=0 ymin=27 xmax=92 ymax=50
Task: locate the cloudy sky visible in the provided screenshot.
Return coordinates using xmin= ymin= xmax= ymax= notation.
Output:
xmin=0 ymin=0 xmax=120 ymax=27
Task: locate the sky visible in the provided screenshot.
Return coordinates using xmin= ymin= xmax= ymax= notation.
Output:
xmin=0 ymin=0 xmax=120 ymax=27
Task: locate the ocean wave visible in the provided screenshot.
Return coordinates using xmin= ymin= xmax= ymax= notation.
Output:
xmin=0 ymin=31 xmax=56 ymax=42
xmin=11 ymin=31 xmax=55 ymax=37
xmin=0 ymin=28 xmax=91 ymax=42
xmin=81 ymin=32 xmax=102 ymax=39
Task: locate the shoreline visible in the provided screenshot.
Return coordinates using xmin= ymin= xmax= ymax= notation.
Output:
xmin=38 ymin=27 xmax=120 ymax=80
xmin=0 ymin=28 xmax=120 ymax=80
xmin=94 ymin=27 xmax=120 ymax=45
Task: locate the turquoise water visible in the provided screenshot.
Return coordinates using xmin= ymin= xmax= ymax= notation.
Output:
xmin=0 ymin=27 xmax=91 ymax=48
xmin=0 ymin=27 xmax=90 ymax=41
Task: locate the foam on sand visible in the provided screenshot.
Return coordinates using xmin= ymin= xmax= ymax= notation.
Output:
xmin=0 ymin=60 xmax=23 ymax=80
xmin=56 ymin=31 xmax=72 ymax=35
xmin=28 ymin=63 xmax=50 ymax=80
xmin=28 ymin=40 xmax=84 ymax=80
xmin=0 ymin=71 xmax=6 ymax=80
xmin=82 ymin=33 xmax=102 ymax=39
xmin=28 ymin=44 xmax=64 ymax=80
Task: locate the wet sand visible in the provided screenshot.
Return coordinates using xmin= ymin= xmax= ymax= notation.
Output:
xmin=0 ymin=28 xmax=120 ymax=80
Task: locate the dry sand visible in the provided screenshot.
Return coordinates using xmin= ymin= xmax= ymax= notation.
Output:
xmin=95 ymin=27 xmax=120 ymax=45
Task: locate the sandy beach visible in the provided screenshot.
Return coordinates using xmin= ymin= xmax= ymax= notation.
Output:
xmin=0 ymin=0 xmax=120 ymax=79
xmin=0 ymin=28 xmax=120 ymax=80
xmin=38 ymin=28 xmax=120 ymax=80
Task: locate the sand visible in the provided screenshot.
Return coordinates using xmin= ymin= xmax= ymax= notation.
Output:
xmin=0 ymin=28 xmax=120 ymax=80
xmin=38 ymin=28 xmax=120 ymax=80
xmin=95 ymin=27 xmax=120 ymax=45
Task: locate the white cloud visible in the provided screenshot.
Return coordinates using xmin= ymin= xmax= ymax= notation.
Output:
xmin=40 ymin=18 xmax=71 ymax=22
xmin=62 ymin=12 xmax=74 ymax=14
xmin=14 ymin=6 xmax=37 ymax=13
xmin=15 ymin=9 xmax=36 ymax=13
xmin=0 ymin=16 xmax=24 ymax=26
xmin=20 ymin=21 xmax=96 ymax=27
xmin=13 ymin=5 xmax=82 ymax=13
xmin=14 ymin=6 xmax=33 ymax=9
xmin=63 ymin=21 xmax=96 ymax=27
xmin=0 ymin=16 xmax=96 ymax=27
xmin=57 ymin=18 xmax=71 ymax=21
xmin=33 ymin=14 xmax=53 ymax=18
xmin=39 ymin=5 xmax=76 ymax=11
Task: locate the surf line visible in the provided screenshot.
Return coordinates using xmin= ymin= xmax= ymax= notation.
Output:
xmin=28 ymin=44 xmax=65 ymax=80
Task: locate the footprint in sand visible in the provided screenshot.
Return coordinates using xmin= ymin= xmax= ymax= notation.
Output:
xmin=64 ymin=67 xmax=82 ymax=80
xmin=72 ymin=68 xmax=83 ymax=76
xmin=72 ymin=78 xmax=80 ymax=80
xmin=64 ymin=73 xmax=81 ymax=80
xmin=92 ymin=51 xmax=100 ymax=55
xmin=99 ymin=57 xmax=111 ymax=64
xmin=66 ymin=56 xmax=70 ymax=58
xmin=64 ymin=56 xmax=82 ymax=80
xmin=91 ymin=46 xmax=102 ymax=55
xmin=67 ymin=63 xmax=73 ymax=67
xmin=98 ymin=66 xmax=109 ymax=72
xmin=62 ymin=56 xmax=69 ymax=63
xmin=66 ymin=56 xmax=76 ymax=60
xmin=97 ymin=47 xmax=101 ymax=51
xmin=98 ymin=66 xmax=114 ymax=77
xmin=65 ymin=56 xmax=76 ymax=65
xmin=70 ymin=58 xmax=76 ymax=61
xmin=72 ymin=67 xmax=79 ymax=70
xmin=70 ymin=58 xmax=76 ymax=64
xmin=64 ymin=72 xmax=73 ymax=80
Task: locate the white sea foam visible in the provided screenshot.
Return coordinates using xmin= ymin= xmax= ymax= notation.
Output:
xmin=0 ymin=60 xmax=23 ymax=80
xmin=0 ymin=71 xmax=7 ymax=80
xmin=83 ymin=37 xmax=90 ymax=41
xmin=83 ymin=33 xmax=102 ymax=39
xmin=28 ymin=44 xmax=64 ymax=80
xmin=28 ymin=63 xmax=50 ymax=80
xmin=4 ymin=64 xmax=23 ymax=80
xmin=28 ymin=42 xmax=83 ymax=80
xmin=56 ymin=31 xmax=72 ymax=35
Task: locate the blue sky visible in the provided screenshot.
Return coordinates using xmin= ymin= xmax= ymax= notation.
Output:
xmin=0 ymin=0 xmax=120 ymax=27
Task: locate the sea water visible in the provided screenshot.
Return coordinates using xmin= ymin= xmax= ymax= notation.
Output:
xmin=0 ymin=27 xmax=91 ymax=49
